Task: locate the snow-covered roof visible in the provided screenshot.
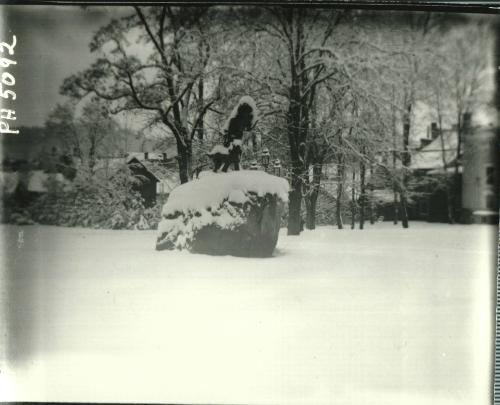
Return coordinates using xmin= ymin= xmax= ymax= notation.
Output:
xmin=26 ymin=171 xmax=72 ymax=193
xmin=411 ymin=130 xmax=459 ymax=171
xmin=127 ymin=152 xmax=150 ymax=161
xmin=1 ymin=170 xmax=75 ymax=194
xmin=372 ymin=189 xmax=395 ymax=204
xmin=130 ymin=157 xmax=180 ymax=185
xmin=92 ymin=158 xmax=125 ymax=172
xmin=72 ymin=158 xmax=127 ymax=180
xmin=427 ymin=166 xmax=463 ymax=175
xmin=125 ymin=149 xmax=179 ymax=181
xmin=73 ymin=156 xmax=177 ymax=183
xmin=125 ymin=157 xmax=162 ymax=182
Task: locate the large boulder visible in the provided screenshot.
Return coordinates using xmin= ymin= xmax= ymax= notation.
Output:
xmin=156 ymin=170 xmax=289 ymax=257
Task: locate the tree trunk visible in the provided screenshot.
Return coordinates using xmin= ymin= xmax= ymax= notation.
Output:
xmin=351 ymin=169 xmax=356 ymax=229
xmin=305 ymin=163 xmax=321 ymax=230
xmin=455 ymin=112 xmax=462 ymax=177
xmin=400 ymin=104 xmax=411 ymax=229
xmin=368 ymin=188 xmax=375 ymax=224
xmin=197 ymin=76 xmax=204 ymax=141
xmin=359 ymin=158 xmax=366 ymax=230
xmin=336 ymin=186 xmax=344 ymax=229
xmin=286 ymin=105 xmax=307 ymax=234
xmin=88 ymin=133 xmax=97 ymax=177
xmin=400 ymin=191 xmax=409 ymax=229
xmin=446 ymin=186 xmax=455 ymax=224
xmin=336 ymin=157 xmax=345 ymax=229
xmin=391 ymin=86 xmax=398 ymax=225
xmin=287 ymin=169 xmax=303 ymax=235
xmin=176 ymin=138 xmax=192 ymax=185
xmin=393 ymin=192 xmax=399 ymax=225
xmin=400 ymin=192 xmax=409 ymax=228
xmin=304 ymin=175 xmax=312 ymax=229
xmin=369 ymin=164 xmax=375 ymax=224
xmin=438 ymin=117 xmax=455 ymax=224
xmin=305 ymin=197 xmax=317 ymax=230
xmin=177 ymin=149 xmax=190 ymax=185
xmin=286 ymin=10 xmax=309 ymax=236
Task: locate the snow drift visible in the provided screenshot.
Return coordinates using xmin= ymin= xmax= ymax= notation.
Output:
xmin=156 ymin=170 xmax=289 ymax=257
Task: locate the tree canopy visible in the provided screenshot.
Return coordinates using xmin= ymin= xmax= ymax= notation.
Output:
xmin=59 ymin=7 xmax=496 ymax=233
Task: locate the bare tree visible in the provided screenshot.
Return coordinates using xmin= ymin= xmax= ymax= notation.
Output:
xmin=252 ymin=7 xmax=348 ymax=234
xmin=45 ymin=99 xmax=123 ymax=178
xmin=61 ymin=6 xmax=222 ymax=184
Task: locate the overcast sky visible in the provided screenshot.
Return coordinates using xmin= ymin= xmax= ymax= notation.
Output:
xmin=3 ymin=5 xmax=128 ymax=128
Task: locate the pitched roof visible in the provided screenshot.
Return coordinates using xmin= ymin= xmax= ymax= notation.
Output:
xmin=26 ymin=171 xmax=72 ymax=192
xmin=126 ymin=157 xmax=162 ymax=182
xmin=411 ymin=130 xmax=459 ymax=171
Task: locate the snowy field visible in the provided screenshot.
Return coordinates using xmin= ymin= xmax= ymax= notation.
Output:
xmin=1 ymin=222 xmax=497 ymax=405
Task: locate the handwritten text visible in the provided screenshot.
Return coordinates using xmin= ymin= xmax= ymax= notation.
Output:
xmin=0 ymin=35 xmax=18 ymax=134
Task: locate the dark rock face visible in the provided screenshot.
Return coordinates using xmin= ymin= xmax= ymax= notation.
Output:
xmin=156 ymin=193 xmax=283 ymax=257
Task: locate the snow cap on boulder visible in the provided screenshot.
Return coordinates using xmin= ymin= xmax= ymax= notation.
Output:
xmin=161 ymin=170 xmax=288 ymax=218
xmin=157 ymin=170 xmax=289 ymax=257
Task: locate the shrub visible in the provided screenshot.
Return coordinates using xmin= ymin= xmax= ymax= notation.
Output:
xmin=2 ymin=164 xmax=165 ymax=230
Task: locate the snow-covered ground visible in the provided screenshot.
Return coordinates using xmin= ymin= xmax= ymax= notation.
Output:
xmin=1 ymin=222 xmax=497 ymax=405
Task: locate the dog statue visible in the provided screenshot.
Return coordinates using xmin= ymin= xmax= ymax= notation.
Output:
xmin=208 ymin=96 xmax=258 ymax=172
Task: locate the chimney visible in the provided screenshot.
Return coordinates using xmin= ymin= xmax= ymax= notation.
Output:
xmin=462 ymin=112 xmax=472 ymax=135
xmin=162 ymin=152 xmax=167 ymax=161
xmin=420 ymin=138 xmax=433 ymax=149
xmin=430 ymin=122 xmax=439 ymax=140
xmin=144 ymin=152 xmax=149 ymax=160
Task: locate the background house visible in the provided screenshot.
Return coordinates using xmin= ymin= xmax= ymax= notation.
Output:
xmin=461 ymin=125 xmax=498 ymax=223
xmin=124 ymin=150 xmax=178 ymax=207
xmin=74 ymin=150 xmax=179 ymax=207
xmin=409 ymin=116 xmax=498 ymax=224
xmin=1 ymin=129 xmax=180 ymax=208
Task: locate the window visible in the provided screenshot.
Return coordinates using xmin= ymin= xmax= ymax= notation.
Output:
xmin=486 ymin=165 xmax=495 ymax=186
